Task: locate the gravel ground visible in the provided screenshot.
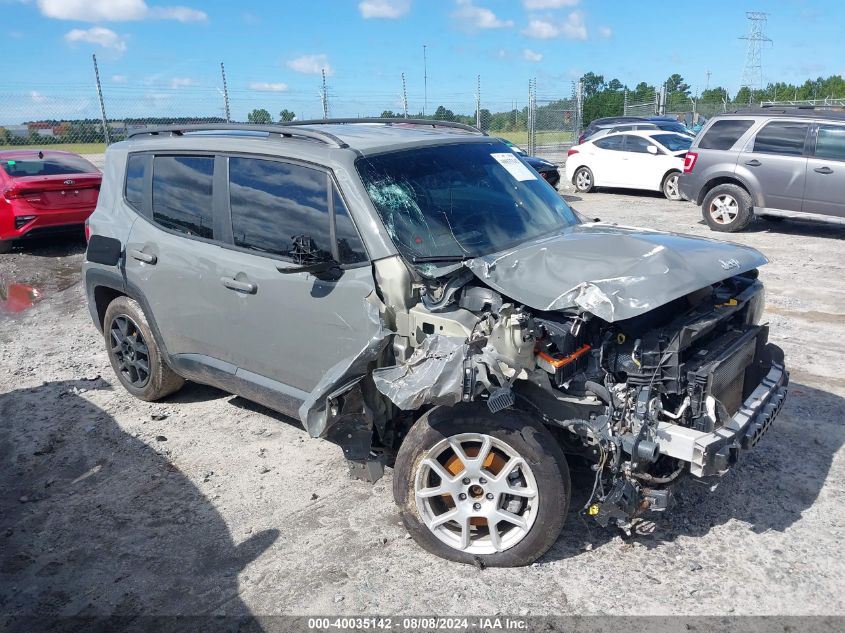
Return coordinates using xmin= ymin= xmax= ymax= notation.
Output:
xmin=1 ymin=176 xmax=844 ymax=620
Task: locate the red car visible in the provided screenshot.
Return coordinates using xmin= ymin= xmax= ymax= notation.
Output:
xmin=0 ymin=150 xmax=101 ymax=253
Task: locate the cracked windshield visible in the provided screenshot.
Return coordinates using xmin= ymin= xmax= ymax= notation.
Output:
xmin=357 ymin=141 xmax=579 ymax=262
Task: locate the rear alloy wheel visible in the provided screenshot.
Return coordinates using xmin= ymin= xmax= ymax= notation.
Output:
xmin=394 ymin=406 xmax=570 ymax=567
xmin=662 ymin=171 xmax=682 ymax=201
xmin=573 ymin=167 xmax=594 ymax=193
xmin=701 ymin=183 xmax=754 ymax=232
xmin=104 ymin=296 xmax=184 ymax=401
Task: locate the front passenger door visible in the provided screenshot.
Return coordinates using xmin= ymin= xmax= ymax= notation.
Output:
xmin=212 ymin=156 xmax=375 ymax=396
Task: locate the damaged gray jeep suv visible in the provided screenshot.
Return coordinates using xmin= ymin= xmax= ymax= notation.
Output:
xmin=84 ymin=119 xmax=788 ymax=567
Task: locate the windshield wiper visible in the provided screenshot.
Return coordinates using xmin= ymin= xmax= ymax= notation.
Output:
xmin=411 ymin=254 xmax=473 ymax=263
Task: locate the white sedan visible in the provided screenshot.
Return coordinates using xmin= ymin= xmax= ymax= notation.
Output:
xmin=564 ymin=130 xmax=692 ymax=200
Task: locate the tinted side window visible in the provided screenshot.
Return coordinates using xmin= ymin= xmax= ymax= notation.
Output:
xmin=815 ymin=125 xmax=845 ymax=161
xmin=753 ymin=121 xmax=809 ymax=156
xmin=623 ymin=135 xmax=652 ymax=153
xmin=229 ymin=158 xmax=333 ymax=260
xmin=125 ymin=154 xmax=146 ymax=211
xmin=594 ymin=136 xmax=623 ymax=151
xmin=698 ymin=119 xmax=754 ymax=150
xmin=152 ymin=156 xmax=214 ymax=239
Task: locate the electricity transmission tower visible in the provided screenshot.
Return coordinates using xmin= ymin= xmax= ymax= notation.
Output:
xmin=739 ymin=11 xmax=772 ymax=104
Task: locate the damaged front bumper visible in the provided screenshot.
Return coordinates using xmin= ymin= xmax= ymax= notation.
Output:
xmin=656 ymin=362 xmax=789 ymax=477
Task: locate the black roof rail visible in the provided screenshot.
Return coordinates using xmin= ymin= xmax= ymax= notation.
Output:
xmin=126 ymin=123 xmax=349 ymax=148
xmin=281 ymin=117 xmax=486 ymax=135
xmin=722 ymin=107 xmax=845 ymax=120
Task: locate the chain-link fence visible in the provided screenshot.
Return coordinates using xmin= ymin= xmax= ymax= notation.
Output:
xmin=524 ymin=80 xmax=581 ymax=164
xmin=0 ymin=80 xmax=582 ymax=169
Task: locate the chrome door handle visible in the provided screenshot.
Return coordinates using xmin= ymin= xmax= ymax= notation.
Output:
xmin=220 ymin=277 xmax=257 ymax=294
xmin=745 ymin=159 xmax=761 ymax=167
xmin=814 ymin=166 xmax=834 ymax=175
xmin=128 ymin=249 xmax=157 ymax=264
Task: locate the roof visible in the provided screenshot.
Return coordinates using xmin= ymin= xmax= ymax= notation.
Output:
xmin=125 ymin=119 xmax=490 ymax=155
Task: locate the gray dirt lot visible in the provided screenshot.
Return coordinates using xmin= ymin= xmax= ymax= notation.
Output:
xmin=1 ymin=175 xmax=844 ymax=619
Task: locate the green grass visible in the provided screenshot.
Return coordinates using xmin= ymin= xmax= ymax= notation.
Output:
xmin=2 ymin=142 xmax=106 ymax=155
xmin=492 ymin=130 xmax=575 ymax=147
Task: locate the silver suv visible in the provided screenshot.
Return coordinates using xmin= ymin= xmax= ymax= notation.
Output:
xmin=679 ymin=108 xmax=845 ymax=231
xmin=84 ymin=120 xmax=788 ymax=566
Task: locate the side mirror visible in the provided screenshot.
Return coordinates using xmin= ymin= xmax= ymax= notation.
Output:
xmin=647 ymin=145 xmax=658 ymax=155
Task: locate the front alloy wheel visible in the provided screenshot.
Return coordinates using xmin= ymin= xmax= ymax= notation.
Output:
xmin=415 ymin=433 xmax=539 ymax=555
xmin=394 ymin=406 xmax=570 ymax=567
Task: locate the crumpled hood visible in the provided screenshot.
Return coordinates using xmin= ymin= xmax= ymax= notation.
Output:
xmin=464 ymin=223 xmax=768 ymax=322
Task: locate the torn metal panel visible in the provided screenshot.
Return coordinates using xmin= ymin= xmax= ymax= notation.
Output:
xmin=372 ymin=335 xmax=469 ymax=410
xmin=299 ymin=294 xmax=392 ymax=437
xmin=464 ymin=223 xmax=768 ymax=322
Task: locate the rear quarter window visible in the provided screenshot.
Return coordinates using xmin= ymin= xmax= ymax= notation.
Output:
xmin=698 ymin=119 xmax=755 ymax=150
xmin=151 ymin=155 xmax=215 ymax=239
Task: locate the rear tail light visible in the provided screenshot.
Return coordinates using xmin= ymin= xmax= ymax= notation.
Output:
xmin=683 ymin=152 xmax=698 ymax=173
xmin=567 ymin=148 xmax=579 ymax=157
xmin=84 ymin=219 xmax=91 ymax=242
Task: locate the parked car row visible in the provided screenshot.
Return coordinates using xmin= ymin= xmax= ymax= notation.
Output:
xmin=563 ymin=107 xmax=845 ymax=233
xmin=578 ymin=115 xmax=695 ymax=145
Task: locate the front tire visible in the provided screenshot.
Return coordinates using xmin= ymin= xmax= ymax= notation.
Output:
xmin=702 ymin=183 xmax=754 ymax=232
xmin=0 ymin=239 xmax=13 ymax=254
xmin=662 ymin=171 xmax=682 ymax=201
xmin=573 ymin=167 xmax=594 ymax=193
xmin=104 ymin=296 xmax=184 ymax=401
xmin=393 ymin=406 xmax=570 ymax=567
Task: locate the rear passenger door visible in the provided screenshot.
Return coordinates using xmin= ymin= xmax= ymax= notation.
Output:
xmin=124 ymin=153 xmax=231 ymax=362
xmin=803 ymin=123 xmax=845 ymax=218
xmin=737 ymin=120 xmax=810 ymax=211
xmin=213 ymin=156 xmax=374 ymax=395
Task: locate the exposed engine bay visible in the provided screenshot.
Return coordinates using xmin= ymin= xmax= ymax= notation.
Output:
xmin=358 ymin=255 xmax=788 ymax=529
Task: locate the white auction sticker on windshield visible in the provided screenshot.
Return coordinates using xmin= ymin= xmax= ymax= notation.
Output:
xmin=491 ymin=152 xmax=537 ymax=181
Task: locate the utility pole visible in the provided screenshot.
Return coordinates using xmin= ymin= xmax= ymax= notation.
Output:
xmin=739 ymin=12 xmax=772 ymax=105
xmin=220 ymin=62 xmax=231 ymax=123
xmin=320 ymin=68 xmax=329 ymax=119
xmin=475 ymin=75 xmax=481 ymax=130
xmin=705 ymin=70 xmax=711 ymax=92
xmin=401 ymin=72 xmax=409 ymax=118
xmin=91 ymin=54 xmax=110 ymax=145
xmin=423 ymin=44 xmax=428 ymax=117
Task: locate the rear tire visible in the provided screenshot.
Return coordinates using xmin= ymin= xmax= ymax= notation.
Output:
xmin=702 ymin=183 xmax=754 ymax=232
xmin=661 ymin=171 xmax=682 ymax=201
xmin=0 ymin=239 xmax=13 ymax=254
xmin=573 ymin=167 xmax=595 ymax=193
xmin=393 ymin=405 xmax=570 ymax=567
xmin=104 ymin=296 xmax=184 ymax=401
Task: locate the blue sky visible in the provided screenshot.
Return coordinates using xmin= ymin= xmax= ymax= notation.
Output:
xmin=1 ymin=0 xmax=843 ymax=121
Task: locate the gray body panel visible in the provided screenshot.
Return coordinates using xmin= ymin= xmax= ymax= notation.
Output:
xmin=464 ymin=223 xmax=767 ymax=322
xmin=804 ymin=156 xmax=845 ymax=217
